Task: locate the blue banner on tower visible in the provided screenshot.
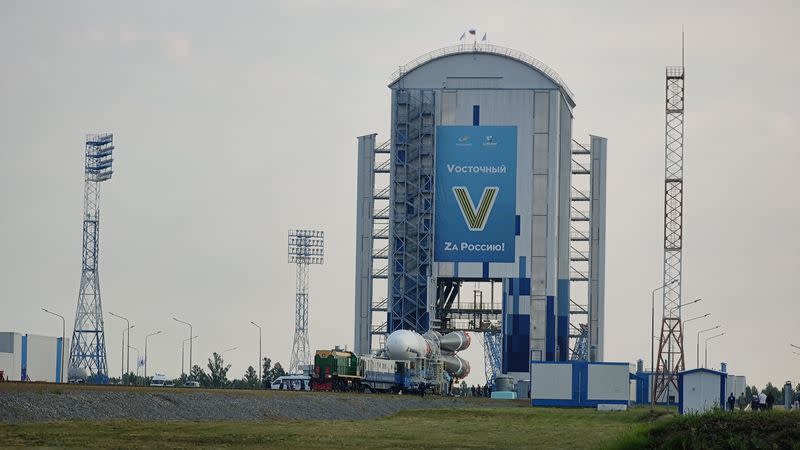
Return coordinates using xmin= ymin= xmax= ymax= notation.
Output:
xmin=434 ymin=125 xmax=517 ymax=262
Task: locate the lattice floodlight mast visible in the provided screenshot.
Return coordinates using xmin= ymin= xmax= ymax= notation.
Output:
xmin=69 ymin=133 xmax=114 ymax=383
xmin=288 ymin=229 xmax=324 ymax=374
xmin=654 ymin=57 xmax=686 ymax=404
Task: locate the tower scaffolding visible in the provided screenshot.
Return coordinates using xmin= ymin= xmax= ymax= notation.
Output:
xmin=69 ymin=133 xmax=115 ymax=383
xmin=288 ymin=229 xmax=324 ymax=374
xmin=653 ymin=56 xmax=686 ymax=404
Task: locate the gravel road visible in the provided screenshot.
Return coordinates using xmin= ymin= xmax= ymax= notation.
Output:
xmin=0 ymin=386 xmax=501 ymax=423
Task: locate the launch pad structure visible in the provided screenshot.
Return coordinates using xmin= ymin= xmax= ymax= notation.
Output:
xmin=353 ymin=43 xmax=608 ymax=384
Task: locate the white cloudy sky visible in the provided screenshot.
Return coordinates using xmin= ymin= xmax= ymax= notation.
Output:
xmin=1 ymin=0 xmax=798 ymax=388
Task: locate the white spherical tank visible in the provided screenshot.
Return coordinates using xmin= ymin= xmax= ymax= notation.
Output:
xmin=385 ymin=330 xmax=431 ymax=360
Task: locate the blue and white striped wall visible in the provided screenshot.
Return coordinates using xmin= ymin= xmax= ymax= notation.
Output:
xmin=530 ymin=361 xmax=631 ymax=407
xmin=0 ymin=332 xmax=67 ymax=382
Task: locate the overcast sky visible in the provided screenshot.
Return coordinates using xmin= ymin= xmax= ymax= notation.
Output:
xmin=1 ymin=1 xmax=798 ymax=388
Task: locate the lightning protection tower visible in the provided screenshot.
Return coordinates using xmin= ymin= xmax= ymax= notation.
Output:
xmin=69 ymin=133 xmax=115 ymax=383
xmin=654 ymin=43 xmax=686 ymax=404
xmin=288 ymin=229 xmax=324 ymax=374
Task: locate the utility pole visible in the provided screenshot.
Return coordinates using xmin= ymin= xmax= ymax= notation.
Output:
xmin=42 ymin=308 xmax=66 ymax=383
xmin=250 ymin=321 xmax=262 ymax=387
xmin=108 ymin=312 xmax=131 ymax=377
xmin=144 ymin=330 xmax=162 ymax=379
xmin=173 ymin=317 xmax=193 ymax=378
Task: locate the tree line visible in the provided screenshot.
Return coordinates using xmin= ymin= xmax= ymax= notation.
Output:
xmin=109 ymin=353 xmax=288 ymax=389
xmin=743 ymin=382 xmax=800 ymax=405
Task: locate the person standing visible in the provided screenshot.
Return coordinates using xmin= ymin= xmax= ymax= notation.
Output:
xmin=727 ymin=393 xmax=736 ymax=411
xmin=737 ymin=392 xmax=747 ymax=411
xmin=766 ymin=391 xmax=775 ymax=410
xmin=751 ymin=394 xmax=759 ymax=411
xmin=758 ymin=391 xmax=767 ymax=411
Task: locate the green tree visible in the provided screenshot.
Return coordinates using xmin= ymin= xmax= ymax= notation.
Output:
xmin=762 ymin=382 xmax=782 ymax=405
xmin=229 ymin=378 xmax=249 ymax=389
xmin=269 ymin=362 xmax=286 ymax=384
xmin=206 ymin=352 xmax=231 ymax=388
xmin=190 ymin=364 xmax=209 ymax=387
xmin=244 ymin=366 xmax=259 ymax=388
xmin=262 ymin=357 xmax=272 ymax=388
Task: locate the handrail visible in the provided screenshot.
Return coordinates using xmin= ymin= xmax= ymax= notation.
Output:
xmin=389 ymin=43 xmax=575 ymax=102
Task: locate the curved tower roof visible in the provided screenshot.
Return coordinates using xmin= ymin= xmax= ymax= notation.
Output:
xmin=389 ymin=43 xmax=575 ymax=106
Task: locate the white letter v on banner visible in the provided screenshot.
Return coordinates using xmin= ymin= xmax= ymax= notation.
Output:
xmin=452 ymin=186 xmax=499 ymax=231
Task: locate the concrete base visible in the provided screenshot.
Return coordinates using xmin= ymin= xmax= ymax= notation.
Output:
xmin=491 ymin=391 xmax=518 ymax=400
xmin=597 ymin=404 xmax=627 ymax=411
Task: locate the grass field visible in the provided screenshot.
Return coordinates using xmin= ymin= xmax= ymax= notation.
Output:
xmin=0 ymin=407 xmax=668 ymax=449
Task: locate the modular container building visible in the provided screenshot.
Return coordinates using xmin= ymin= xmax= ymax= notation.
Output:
xmin=530 ymin=361 xmax=630 ymax=407
xmin=678 ymin=368 xmax=727 ymax=414
xmin=0 ymin=332 xmax=68 ymax=382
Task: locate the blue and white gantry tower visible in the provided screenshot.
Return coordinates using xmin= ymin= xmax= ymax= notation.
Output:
xmin=68 ymin=133 xmax=115 ymax=383
xmin=353 ymin=42 xmax=609 ymax=385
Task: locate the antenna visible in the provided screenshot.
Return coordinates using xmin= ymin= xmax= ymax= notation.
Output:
xmin=681 ymin=27 xmax=685 ymax=68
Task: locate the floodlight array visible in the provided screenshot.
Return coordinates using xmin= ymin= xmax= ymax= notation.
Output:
xmin=288 ymin=229 xmax=325 ymax=264
xmin=85 ymin=133 xmax=114 ymax=182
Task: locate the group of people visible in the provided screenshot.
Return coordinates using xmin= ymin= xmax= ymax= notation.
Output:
xmin=727 ymin=391 xmax=776 ymax=411
xmin=464 ymin=384 xmax=491 ymax=397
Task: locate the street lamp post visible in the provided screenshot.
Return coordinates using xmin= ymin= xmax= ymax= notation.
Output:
xmin=128 ymin=345 xmax=141 ymax=380
xmin=181 ymin=335 xmax=198 ymax=378
xmin=108 ymin=312 xmax=132 ymax=377
xmin=42 ymin=308 xmax=66 ymax=384
xmin=221 ymin=346 xmax=238 ymax=357
xmin=683 ymin=313 xmax=710 ymax=369
xmin=704 ymin=332 xmax=725 ymax=368
xmin=651 ymin=280 xmax=677 ymax=374
xmin=144 ymin=330 xmax=162 ymax=379
xmin=697 ymin=325 xmax=721 ymax=368
xmin=250 ymin=321 xmax=262 ymax=387
xmin=173 ymin=317 xmax=193 ymax=378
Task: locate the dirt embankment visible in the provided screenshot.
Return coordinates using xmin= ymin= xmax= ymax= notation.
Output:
xmin=0 ymin=384 xmax=508 ymax=423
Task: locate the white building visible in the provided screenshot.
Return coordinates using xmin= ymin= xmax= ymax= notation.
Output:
xmin=0 ymin=332 xmax=68 ymax=382
xmin=678 ymin=368 xmax=726 ymax=414
xmin=530 ymin=361 xmax=630 ymax=407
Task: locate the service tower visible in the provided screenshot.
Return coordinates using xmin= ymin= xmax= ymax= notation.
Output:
xmin=354 ymin=42 xmax=607 ymax=382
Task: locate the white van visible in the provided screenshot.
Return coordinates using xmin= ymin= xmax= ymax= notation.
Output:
xmin=271 ymin=375 xmax=311 ymax=391
xmin=149 ymin=374 xmax=168 ymax=387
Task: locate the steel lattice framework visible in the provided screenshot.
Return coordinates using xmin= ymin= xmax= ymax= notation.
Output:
xmin=69 ymin=133 xmax=114 ymax=383
xmin=388 ymin=89 xmax=435 ymax=334
xmin=654 ymin=64 xmax=686 ymax=404
xmin=482 ymin=329 xmax=502 ymax=386
xmin=288 ymin=229 xmax=324 ymax=374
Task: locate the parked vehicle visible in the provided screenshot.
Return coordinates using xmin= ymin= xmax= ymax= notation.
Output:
xmin=149 ymin=374 xmax=168 ymax=387
xmin=184 ymin=380 xmax=200 ymax=388
xmin=271 ymin=375 xmax=311 ymax=391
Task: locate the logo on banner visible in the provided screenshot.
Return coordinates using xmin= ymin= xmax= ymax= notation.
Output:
xmin=452 ymin=186 xmax=498 ymax=231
